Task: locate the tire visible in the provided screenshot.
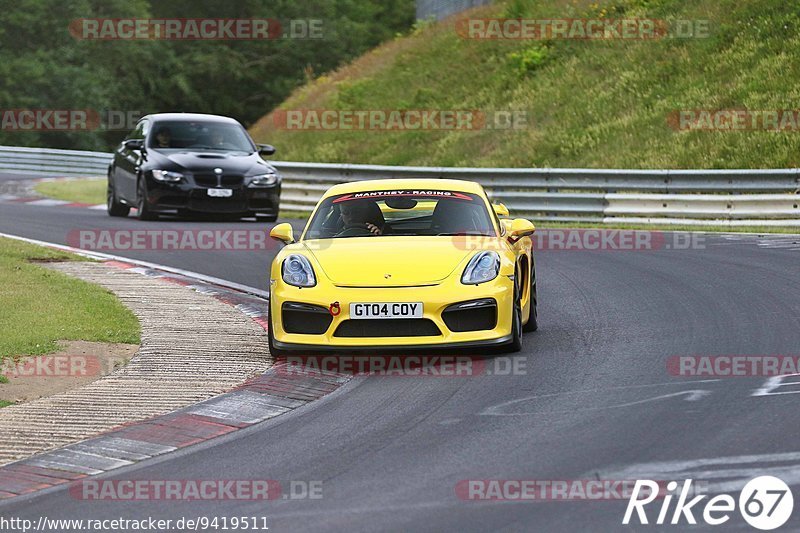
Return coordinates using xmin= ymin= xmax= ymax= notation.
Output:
xmin=136 ymin=178 xmax=158 ymax=221
xmin=507 ymin=268 xmax=523 ymax=353
xmin=523 ymin=269 xmax=538 ymax=332
xmin=107 ymin=177 xmax=130 ymax=217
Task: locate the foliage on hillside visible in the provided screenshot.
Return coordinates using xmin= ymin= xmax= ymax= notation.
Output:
xmin=0 ymin=0 xmax=414 ymax=150
xmin=251 ymin=0 xmax=800 ymax=169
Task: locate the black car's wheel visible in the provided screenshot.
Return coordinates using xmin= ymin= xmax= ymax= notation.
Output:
xmin=523 ymin=267 xmax=538 ymax=332
xmin=507 ymin=268 xmax=523 ymax=353
xmin=136 ymin=178 xmax=158 ymax=221
xmin=107 ymin=177 xmax=130 ymax=217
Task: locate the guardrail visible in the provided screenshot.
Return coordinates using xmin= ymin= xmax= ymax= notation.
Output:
xmin=2 ymin=145 xmax=799 ymax=226
xmin=0 ymin=145 xmax=112 ymax=177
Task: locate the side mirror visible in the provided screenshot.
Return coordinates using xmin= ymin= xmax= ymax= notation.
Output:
xmin=269 ymin=223 xmax=294 ymax=244
xmin=124 ymin=139 xmax=144 ymax=151
xmin=508 ymin=218 xmax=535 ymax=240
xmin=258 ymin=144 xmax=276 ymax=156
xmin=493 ymin=203 xmax=509 ymax=217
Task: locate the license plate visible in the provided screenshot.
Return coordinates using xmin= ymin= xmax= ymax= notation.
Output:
xmin=350 ymin=302 xmax=423 ymax=319
xmin=207 ymin=188 xmax=233 ymax=198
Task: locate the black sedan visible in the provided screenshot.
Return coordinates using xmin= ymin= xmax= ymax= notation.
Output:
xmin=107 ymin=113 xmax=281 ymax=221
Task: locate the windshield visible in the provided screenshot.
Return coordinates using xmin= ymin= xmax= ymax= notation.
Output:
xmin=148 ymin=121 xmax=254 ymax=152
xmin=304 ymin=190 xmax=496 ymax=240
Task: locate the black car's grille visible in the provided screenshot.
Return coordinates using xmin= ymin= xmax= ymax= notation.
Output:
xmin=282 ymin=302 xmax=333 ymax=335
xmin=334 ymin=319 xmax=441 ymax=338
xmin=193 ymin=174 xmax=244 ymax=188
xmin=442 ymin=299 xmax=497 ymax=332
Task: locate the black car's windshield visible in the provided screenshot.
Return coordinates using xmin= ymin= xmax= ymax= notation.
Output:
xmin=148 ymin=121 xmax=254 ymax=152
xmin=304 ymin=190 xmax=496 ymax=239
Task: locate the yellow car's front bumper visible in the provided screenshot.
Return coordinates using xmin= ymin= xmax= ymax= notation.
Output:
xmin=270 ymin=275 xmax=515 ymax=351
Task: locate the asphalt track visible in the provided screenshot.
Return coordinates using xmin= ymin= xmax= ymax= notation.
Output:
xmin=1 ymin=172 xmax=800 ymax=531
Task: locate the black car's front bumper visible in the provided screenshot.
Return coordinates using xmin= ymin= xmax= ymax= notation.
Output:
xmin=145 ymin=177 xmax=280 ymax=215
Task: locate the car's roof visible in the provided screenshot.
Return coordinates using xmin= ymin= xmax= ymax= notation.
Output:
xmin=145 ymin=113 xmax=241 ymax=125
xmin=323 ymin=178 xmax=485 ymax=197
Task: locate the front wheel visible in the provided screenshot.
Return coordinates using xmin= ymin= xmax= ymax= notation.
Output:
xmin=523 ymin=278 xmax=538 ymax=332
xmin=107 ymin=178 xmax=130 ymax=217
xmin=136 ymin=179 xmax=158 ymax=221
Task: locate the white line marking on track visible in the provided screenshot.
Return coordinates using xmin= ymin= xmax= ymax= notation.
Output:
xmin=480 ymin=380 xmax=720 ymax=416
xmin=591 ymin=451 xmax=800 ymax=494
xmin=751 ymin=373 xmax=800 ymax=397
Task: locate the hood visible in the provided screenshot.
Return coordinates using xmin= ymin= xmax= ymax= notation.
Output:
xmin=149 ymin=150 xmax=275 ymax=175
xmin=302 ymin=237 xmax=487 ymax=287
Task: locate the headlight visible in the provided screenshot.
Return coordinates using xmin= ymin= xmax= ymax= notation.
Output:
xmin=282 ymin=254 xmax=316 ymax=287
xmin=461 ymin=251 xmax=500 ymax=285
xmin=249 ymin=172 xmax=278 ymax=186
xmin=151 ymin=169 xmax=183 ymax=183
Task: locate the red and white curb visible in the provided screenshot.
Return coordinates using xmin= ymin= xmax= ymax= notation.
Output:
xmin=0 ymin=238 xmax=350 ymax=500
xmin=0 ymin=361 xmax=348 ymax=498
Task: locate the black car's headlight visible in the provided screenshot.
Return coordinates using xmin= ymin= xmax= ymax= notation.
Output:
xmin=152 ymin=169 xmax=184 ymax=183
xmin=249 ymin=172 xmax=279 ymax=186
xmin=461 ymin=251 xmax=500 ymax=285
xmin=282 ymin=254 xmax=316 ymax=287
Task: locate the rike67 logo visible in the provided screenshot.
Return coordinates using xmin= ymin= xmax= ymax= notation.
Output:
xmin=624 ymin=476 xmax=794 ymax=530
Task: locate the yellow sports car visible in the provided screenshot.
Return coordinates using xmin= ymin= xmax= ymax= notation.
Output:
xmin=267 ymin=178 xmax=537 ymax=354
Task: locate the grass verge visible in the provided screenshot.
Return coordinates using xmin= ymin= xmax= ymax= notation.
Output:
xmin=0 ymin=237 xmax=140 ymax=361
xmin=35 ymin=179 xmax=105 ymax=205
